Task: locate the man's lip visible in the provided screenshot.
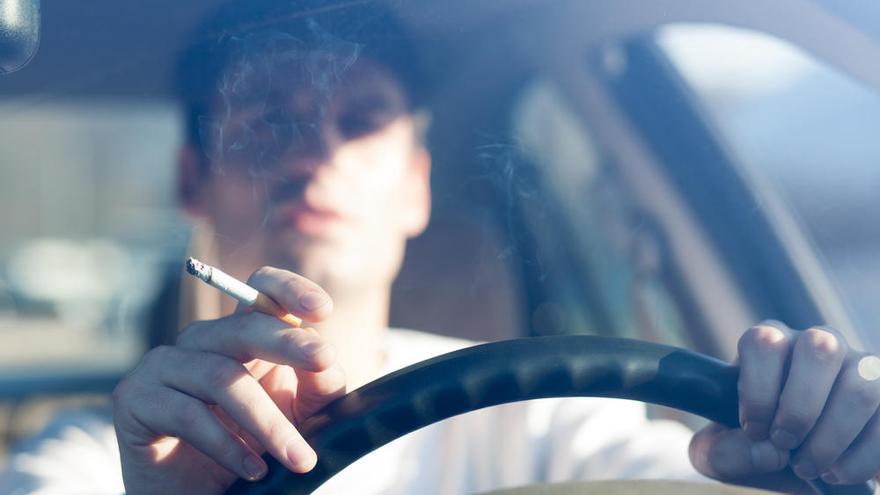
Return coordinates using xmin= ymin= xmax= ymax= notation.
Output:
xmin=272 ymin=203 xmax=347 ymax=233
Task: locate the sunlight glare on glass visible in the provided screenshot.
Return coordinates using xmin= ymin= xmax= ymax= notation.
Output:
xmin=656 ymin=24 xmax=816 ymax=96
xmin=1 ymin=0 xmax=21 ymax=28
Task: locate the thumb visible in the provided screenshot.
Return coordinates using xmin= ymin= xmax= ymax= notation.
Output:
xmin=690 ymin=423 xmax=789 ymax=480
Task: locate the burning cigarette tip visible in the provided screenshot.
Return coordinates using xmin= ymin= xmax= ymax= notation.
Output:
xmin=186 ymin=257 xmax=211 ymax=282
xmin=182 ymin=257 xmax=302 ymax=328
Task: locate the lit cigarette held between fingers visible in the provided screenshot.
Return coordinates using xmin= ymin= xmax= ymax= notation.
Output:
xmin=185 ymin=257 xmax=302 ymax=328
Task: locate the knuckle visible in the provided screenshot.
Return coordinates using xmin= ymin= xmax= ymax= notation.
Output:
xmin=248 ymin=266 xmax=276 ymax=286
xmin=739 ymin=395 xmax=776 ymax=418
xmin=812 ymin=325 xmax=849 ymax=346
xmin=305 ymin=367 xmax=347 ymax=399
xmin=775 ymin=409 xmax=814 ymax=435
xmin=176 ymin=323 xmax=204 ymax=347
xmin=221 ymin=314 xmax=248 ymax=344
xmin=759 ymin=319 xmax=787 ymax=330
xmin=803 ymin=328 xmax=844 ymax=362
xmin=738 ymin=325 xmax=787 ymax=358
xmin=278 ymin=329 xmax=306 ymax=350
xmin=738 ymin=327 xmax=761 ymax=354
xmin=206 ymin=359 xmax=247 ymax=389
xmin=112 ymin=377 xmax=135 ymax=406
xmin=299 ymin=327 xmax=321 ymax=339
xmin=142 ymin=345 xmax=174 ymax=369
xmin=174 ymin=399 xmax=207 ymax=432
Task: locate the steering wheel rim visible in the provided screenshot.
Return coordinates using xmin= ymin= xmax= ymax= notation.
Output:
xmin=226 ymin=336 xmax=871 ymax=495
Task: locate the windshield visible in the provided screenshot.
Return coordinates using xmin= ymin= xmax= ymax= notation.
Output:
xmin=1 ymin=0 xmax=879 ymax=476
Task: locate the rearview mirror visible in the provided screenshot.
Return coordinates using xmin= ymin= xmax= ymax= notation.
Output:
xmin=0 ymin=0 xmax=40 ymax=74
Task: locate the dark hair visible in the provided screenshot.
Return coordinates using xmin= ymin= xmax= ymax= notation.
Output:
xmin=174 ymin=0 xmax=424 ymax=158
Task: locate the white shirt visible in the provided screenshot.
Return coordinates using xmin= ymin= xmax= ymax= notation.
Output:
xmin=0 ymin=329 xmax=702 ymax=494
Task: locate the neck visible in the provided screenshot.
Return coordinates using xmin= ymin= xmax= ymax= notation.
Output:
xmin=312 ymin=288 xmax=390 ymax=390
xmin=215 ymin=246 xmax=391 ymax=390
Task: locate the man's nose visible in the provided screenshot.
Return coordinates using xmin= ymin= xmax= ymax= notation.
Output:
xmin=276 ymin=120 xmax=343 ymax=177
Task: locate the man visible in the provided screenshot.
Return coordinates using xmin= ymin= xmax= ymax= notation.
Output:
xmin=4 ymin=1 xmax=880 ymax=494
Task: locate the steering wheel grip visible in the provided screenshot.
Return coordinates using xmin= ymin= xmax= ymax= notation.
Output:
xmin=227 ymin=336 xmax=873 ymax=495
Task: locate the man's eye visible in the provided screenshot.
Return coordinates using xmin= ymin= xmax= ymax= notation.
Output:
xmin=252 ymin=115 xmax=303 ymax=148
xmin=337 ymin=111 xmax=395 ymax=139
xmin=260 ymin=110 xmax=293 ymax=127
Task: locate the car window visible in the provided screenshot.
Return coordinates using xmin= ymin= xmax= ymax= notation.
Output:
xmin=0 ymin=102 xmax=184 ymax=373
xmin=510 ymin=78 xmax=693 ymax=349
xmin=656 ymin=23 xmax=880 ymax=351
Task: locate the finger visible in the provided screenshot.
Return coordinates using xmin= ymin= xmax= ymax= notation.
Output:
xmin=737 ymin=321 xmax=794 ymax=441
xmin=147 ymin=346 xmax=318 ymax=473
xmin=291 ymin=359 xmax=347 ymax=422
xmin=246 ymin=266 xmax=333 ymax=321
xmin=770 ymin=326 xmax=847 ymax=452
xmin=824 ymin=407 xmax=880 ymax=484
xmin=797 ymin=354 xmax=880 ymax=483
xmin=211 ymin=403 xmax=263 ymax=454
xmin=178 ymin=314 xmax=335 ymax=372
xmin=245 ymin=359 xmax=278 ymax=382
xmin=114 ymin=382 xmax=267 ymax=482
xmin=690 ymin=423 xmax=789 ymax=480
xmin=259 ymin=364 xmax=298 ymax=423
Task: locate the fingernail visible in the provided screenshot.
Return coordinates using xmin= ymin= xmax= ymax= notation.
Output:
xmin=299 ymin=291 xmax=329 ymax=311
xmin=794 ymin=459 xmax=818 ymax=480
xmin=286 ymin=441 xmax=317 ymax=473
xmin=750 ymin=442 xmax=784 ymax=471
xmin=242 ymin=454 xmax=267 ymax=481
xmin=743 ymin=421 xmax=769 ymax=440
xmin=770 ymin=428 xmax=799 ymax=450
xmin=821 ymin=471 xmax=839 ymax=484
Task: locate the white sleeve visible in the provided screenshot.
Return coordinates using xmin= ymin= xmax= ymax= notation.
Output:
xmin=526 ymin=398 xmax=706 ymax=482
xmin=0 ymin=406 xmax=125 ymax=495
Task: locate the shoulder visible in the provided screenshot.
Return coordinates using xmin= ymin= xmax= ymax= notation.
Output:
xmin=384 ymin=328 xmax=480 ymax=372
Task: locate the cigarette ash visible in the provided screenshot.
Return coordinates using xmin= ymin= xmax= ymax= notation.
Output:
xmin=185 ymin=257 xmax=213 ymax=283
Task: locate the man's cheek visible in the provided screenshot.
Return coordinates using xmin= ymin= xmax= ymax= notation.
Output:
xmin=206 ymin=188 xmax=268 ymax=235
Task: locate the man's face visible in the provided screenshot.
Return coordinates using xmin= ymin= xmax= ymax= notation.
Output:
xmin=184 ymin=56 xmax=431 ymax=294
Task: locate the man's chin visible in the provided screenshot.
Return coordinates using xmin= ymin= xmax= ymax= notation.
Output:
xmin=267 ymin=233 xmax=349 ymax=272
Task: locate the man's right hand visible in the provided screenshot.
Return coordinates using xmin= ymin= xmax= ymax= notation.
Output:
xmin=112 ymin=267 xmax=343 ymax=495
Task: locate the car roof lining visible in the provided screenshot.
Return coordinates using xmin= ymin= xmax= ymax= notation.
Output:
xmin=1 ymin=0 xmax=879 ymax=99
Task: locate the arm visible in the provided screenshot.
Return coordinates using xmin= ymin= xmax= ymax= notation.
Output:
xmin=0 ymin=406 xmax=124 ymax=495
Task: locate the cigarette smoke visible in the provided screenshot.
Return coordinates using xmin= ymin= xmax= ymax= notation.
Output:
xmin=199 ymin=21 xmax=363 ymax=180
xmin=474 ymin=138 xmax=550 ymax=281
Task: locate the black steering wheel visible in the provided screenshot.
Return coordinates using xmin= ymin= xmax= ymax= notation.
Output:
xmin=226 ymin=336 xmax=873 ymax=495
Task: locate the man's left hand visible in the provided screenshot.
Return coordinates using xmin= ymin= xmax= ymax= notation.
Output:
xmin=690 ymin=321 xmax=880 ymax=492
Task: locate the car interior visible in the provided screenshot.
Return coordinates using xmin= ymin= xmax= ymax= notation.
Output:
xmin=1 ymin=0 xmax=880 ymax=493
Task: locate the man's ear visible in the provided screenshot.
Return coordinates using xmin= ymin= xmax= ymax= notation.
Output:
xmin=402 ymin=146 xmax=432 ymax=238
xmin=178 ymin=144 xmax=207 ymax=218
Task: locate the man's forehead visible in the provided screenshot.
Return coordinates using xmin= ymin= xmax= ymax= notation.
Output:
xmin=217 ymin=56 xmax=409 ymax=118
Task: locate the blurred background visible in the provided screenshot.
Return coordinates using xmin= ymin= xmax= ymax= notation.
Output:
xmin=656 ymin=24 xmax=880 ymax=348
xmin=0 ymin=0 xmax=879 ymax=468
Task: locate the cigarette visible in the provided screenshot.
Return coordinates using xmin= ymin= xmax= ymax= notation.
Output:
xmin=185 ymin=257 xmax=302 ymax=328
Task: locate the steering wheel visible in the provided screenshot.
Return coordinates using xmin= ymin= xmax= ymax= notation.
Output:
xmin=226 ymin=336 xmax=874 ymax=495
